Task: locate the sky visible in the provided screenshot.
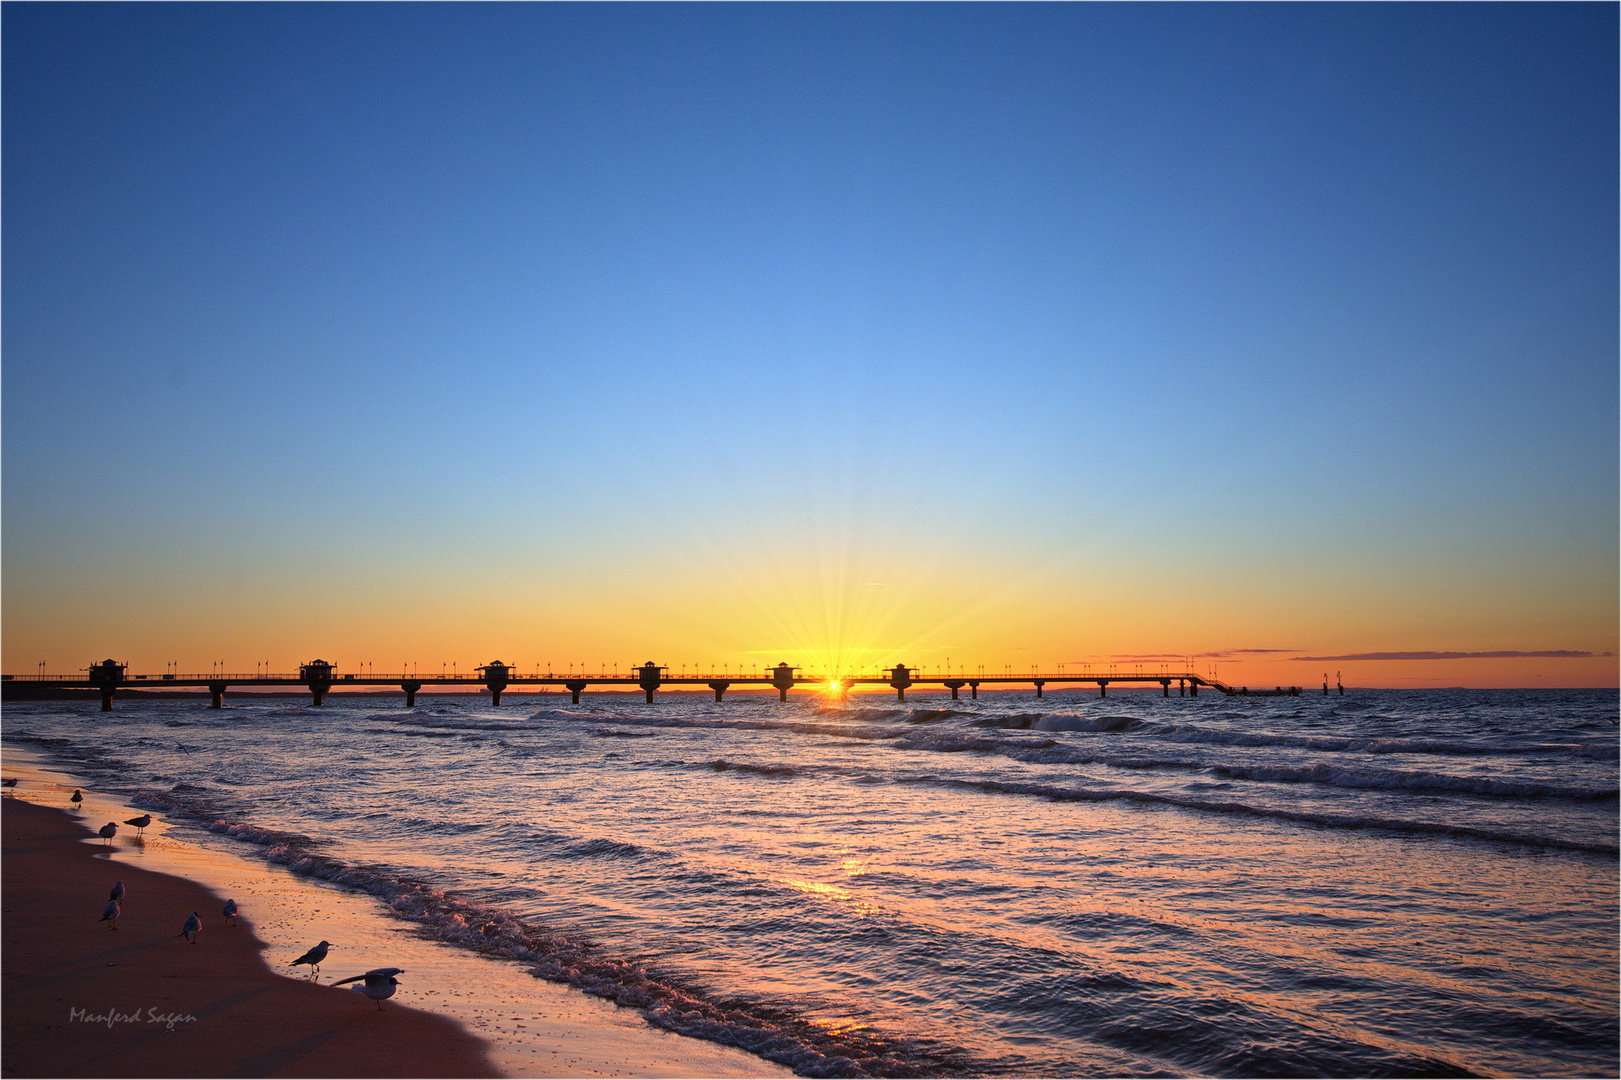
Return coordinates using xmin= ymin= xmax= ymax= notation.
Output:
xmin=4 ymin=3 xmax=1616 ymax=689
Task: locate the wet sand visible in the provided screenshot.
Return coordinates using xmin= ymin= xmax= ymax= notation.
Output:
xmin=2 ymin=797 xmax=499 ymax=1078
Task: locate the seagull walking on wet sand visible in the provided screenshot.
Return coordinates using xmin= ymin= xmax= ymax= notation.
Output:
xmin=98 ymin=822 xmax=118 ymax=846
xmin=290 ymin=940 xmax=332 ymax=977
xmin=222 ymin=899 xmax=238 ymax=925
xmin=100 ymin=899 xmax=120 ymax=930
xmin=109 ymin=880 xmax=125 ymax=903
xmin=70 ymin=789 xmax=83 ymax=809
xmin=179 ymin=911 xmax=201 ymax=943
xmin=124 ymin=814 xmax=153 ymax=837
xmin=332 ymin=968 xmax=404 ymax=1010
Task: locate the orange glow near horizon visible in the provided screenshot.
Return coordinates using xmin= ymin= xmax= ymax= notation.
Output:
xmin=2 ymin=528 xmax=1615 ymax=689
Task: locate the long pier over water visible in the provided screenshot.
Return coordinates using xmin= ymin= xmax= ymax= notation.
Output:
xmin=6 ymin=659 xmax=1316 ymax=710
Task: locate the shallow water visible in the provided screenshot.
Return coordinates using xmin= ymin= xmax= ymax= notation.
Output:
xmin=6 ymin=687 xmax=1616 ymax=1077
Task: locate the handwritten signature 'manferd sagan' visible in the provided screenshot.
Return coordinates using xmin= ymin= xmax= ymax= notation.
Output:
xmin=68 ymin=1006 xmax=197 ymax=1031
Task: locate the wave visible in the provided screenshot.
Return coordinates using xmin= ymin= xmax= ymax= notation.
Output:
xmin=1147 ymin=722 xmax=1619 ymax=759
xmin=1209 ymin=762 xmax=1618 ymax=801
xmin=689 ymin=752 xmax=1618 ymax=856
xmin=887 ymin=731 xmax=1616 ymax=801
xmin=899 ymin=777 xmax=1618 ymax=857
xmin=174 ymin=806 xmax=975 ymax=1076
xmin=813 ymin=707 xmax=903 ymax=722
xmin=560 ymin=836 xmax=648 ymax=861
xmin=530 ymin=712 xmax=911 ymax=743
xmin=968 ymin=714 xmax=1047 ymax=730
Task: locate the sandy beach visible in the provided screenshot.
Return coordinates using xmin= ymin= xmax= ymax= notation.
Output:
xmin=2 ymin=796 xmax=500 ymax=1078
xmin=0 ymin=757 xmax=792 ymax=1079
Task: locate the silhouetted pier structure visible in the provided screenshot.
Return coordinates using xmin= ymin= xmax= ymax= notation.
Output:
xmin=0 ymin=659 xmax=1300 ymax=710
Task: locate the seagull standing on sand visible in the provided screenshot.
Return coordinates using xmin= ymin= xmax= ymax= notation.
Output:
xmin=222 ymin=899 xmax=238 ymax=925
xmin=332 ymin=968 xmax=404 ymax=1010
xmin=179 ymin=911 xmax=201 ymax=943
xmin=290 ymin=940 xmax=332 ymax=977
xmin=98 ymin=822 xmax=118 ymax=845
xmin=110 ymin=880 xmax=125 ymax=903
xmin=71 ymin=789 xmax=83 ymax=809
xmin=124 ymin=814 xmax=153 ymax=837
xmin=100 ymin=900 xmax=121 ymax=930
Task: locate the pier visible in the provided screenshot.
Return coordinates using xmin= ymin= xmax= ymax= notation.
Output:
xmin=1 ymin=659 xmax=1303 ymax=710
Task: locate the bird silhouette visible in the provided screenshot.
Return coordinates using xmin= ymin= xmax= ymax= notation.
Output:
xmin=222 ymin=899 xmax=238 ymax=925
xmin=332 ymin=968 xmax=404 ymax=1010
xmin=290 ymin=940 xmax=332 ymax=977
xmin=124 ymin=814 xmax=153 ymax=837
xmin=70 ymin=789 xmax=83 ymax=809
xmin=97 ymin=822 xmax=118 ymax=846
xmin=109 ymin=880 xmax=125 ymax=903
xmin=99 ymin=900 xmax=120 ymax=930
xmin=179 ymin=911 xmax=201 ymax=943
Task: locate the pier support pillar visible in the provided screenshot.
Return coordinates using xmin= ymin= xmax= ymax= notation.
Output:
xmin=969 ymin=680 xmax=979 ymax=700
xmin=1034 ymin=680 xmax=1046 ymax=699
xmin=209 ymin=683 xmax=227 ymax=709
xmin=101 ymin=689 xmax=115 ymax=712
xmin=709 ymin=681 xmax=730 ymax=702
xmin=1190 ymin=681 xmax=1198 ymax=697
xmin=565 ymin=680 xmax=587 ymax=704
xmin=944 ymin=680 xmax=965 ymax=700
xmin=1160 ymin=679 xmax=1171 ymax=698
xmin=1179 ymin=679 xmax=1185 ymax=697
xmin=1097 ymin=680 xmax=1109 ymax=698
xmin=403 ymin=681 xmax=422 ymax=708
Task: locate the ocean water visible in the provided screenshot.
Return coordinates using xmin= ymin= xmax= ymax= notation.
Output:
xmin=5 ymin=687 xmax=1616 ymax=1077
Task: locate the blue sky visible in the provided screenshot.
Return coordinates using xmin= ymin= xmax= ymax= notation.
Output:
xmin=4 ymin=3 xmax=1616 ymax=683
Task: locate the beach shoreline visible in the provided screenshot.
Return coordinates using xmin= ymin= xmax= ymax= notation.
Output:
xmin=1 ymin=796 xmax=501 ymax=1078
xmin=0 ymin=755 xmax=795 ymax=1079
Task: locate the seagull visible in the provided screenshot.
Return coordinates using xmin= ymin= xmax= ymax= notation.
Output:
xmin=332 ymin=968 xmax=404 ymax=1010
xmin=99 ymin=899 xmax=120 ymax=930
xmin=179 ymin=911 xmax=201 ymax=943
xmin=109 ymin=880 xmax=125 ymax=903
xmin=222 ymin=899 xmax=238 ymax=926
xmin=71 ymin=789 xmax=83 ymax=809
xmin=98 ymin=822 xmax=118 ymax=846
xmin=290 ymin=940 xmax=332 ymax=977
xmin=124 ymin=814 xmax=153 ymax=837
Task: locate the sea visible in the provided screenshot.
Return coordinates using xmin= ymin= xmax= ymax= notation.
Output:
xmin=5 ymin=686 xmax=1616 ymax=1078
